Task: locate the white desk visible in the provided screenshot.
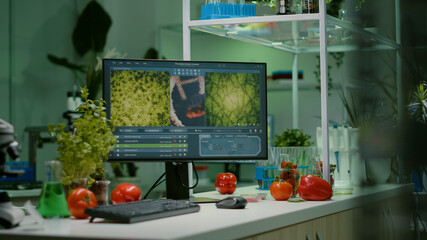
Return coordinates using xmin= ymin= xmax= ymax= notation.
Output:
xmin=0 ymin=184 xmax=413 ymax=240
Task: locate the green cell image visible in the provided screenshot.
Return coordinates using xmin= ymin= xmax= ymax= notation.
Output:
xmin=205 ymin=72 xmax=260 ymax=127
xmin=110 ymin=70 xmax=170 ymax=126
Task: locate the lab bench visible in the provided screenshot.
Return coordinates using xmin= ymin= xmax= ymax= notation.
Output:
xmin=0 ymin=184 xmax=413 ymax=240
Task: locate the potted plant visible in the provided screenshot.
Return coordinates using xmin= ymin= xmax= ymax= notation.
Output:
xmin=273 ymin=128 xmax=313 ymax=147
xmin=269 ymin=129 xmax=315 ymax=176
xmin=48 ymin=87 xmax=117 ymax=199
xmin=47 ymin=0 xmax=115 ymax=98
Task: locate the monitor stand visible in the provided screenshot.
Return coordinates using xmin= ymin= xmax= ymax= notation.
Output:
xmin=165 ymin=162 xmax=219 ymax=203
xmin=165 ymin=162 xmax=190 ymax=200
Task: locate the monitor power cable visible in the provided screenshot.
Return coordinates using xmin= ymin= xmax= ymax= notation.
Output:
xmin=175 ymin=161 xmax=199 ymax=190
xmin=142 ymin=172 xmax=166 ymax=200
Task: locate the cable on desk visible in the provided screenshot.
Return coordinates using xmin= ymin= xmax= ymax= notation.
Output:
xmin=175 ymin=161 xmax=199 ymax=190
xmin=142 ymin=172 xmax=166 ymax=200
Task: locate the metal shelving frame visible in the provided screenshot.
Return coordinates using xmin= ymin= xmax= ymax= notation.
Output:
xmin=182 ymin=0 xmax=400 ymax=184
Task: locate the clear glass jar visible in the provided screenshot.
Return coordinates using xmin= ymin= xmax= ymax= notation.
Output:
xmin=274 ymin=154 xmax=300 ymax=197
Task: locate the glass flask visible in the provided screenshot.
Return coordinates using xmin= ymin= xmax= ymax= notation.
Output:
xmin=37 ymin=160 xmax=70 ymax=218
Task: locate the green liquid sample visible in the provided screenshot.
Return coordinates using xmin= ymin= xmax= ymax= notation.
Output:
xmin=37 ymin=182 xmax=70 ymax=218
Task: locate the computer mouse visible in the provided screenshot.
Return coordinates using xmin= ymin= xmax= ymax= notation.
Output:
xmin=215 ymin=196 xmax=247 ymax=209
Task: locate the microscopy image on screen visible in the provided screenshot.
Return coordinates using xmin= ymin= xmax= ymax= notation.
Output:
xmin=205 ymin=72 xmax=260 ymax=127
xmin=170 ymin=75 xmax=206 ymax=127
xmin=110 ymin=70 xmax=170 ymax=127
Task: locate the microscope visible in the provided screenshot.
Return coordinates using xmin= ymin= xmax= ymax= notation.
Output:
xmin=1 ymin=119 xmax=23 ymax=177
xmin=0 ymin=119 xmax=25 ymax=229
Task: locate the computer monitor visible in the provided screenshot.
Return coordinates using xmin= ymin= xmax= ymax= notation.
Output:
xmin=103 ymin=59 xmax=268 ymax=199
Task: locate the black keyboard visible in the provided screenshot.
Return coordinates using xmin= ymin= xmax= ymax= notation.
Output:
xmin=85 ymin=199 xmax=200 ymax=223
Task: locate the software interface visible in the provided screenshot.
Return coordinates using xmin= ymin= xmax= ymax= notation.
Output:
xmin=103 ymin=59 xmax=268 ymax=161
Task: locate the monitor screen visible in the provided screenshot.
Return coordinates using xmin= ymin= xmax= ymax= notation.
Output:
xmin=103 ymin=59 xmax=268 ymax=162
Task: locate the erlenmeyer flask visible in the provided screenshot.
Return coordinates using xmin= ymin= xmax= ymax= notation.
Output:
xmin=37 ymin=160 xmax=70 ymax=218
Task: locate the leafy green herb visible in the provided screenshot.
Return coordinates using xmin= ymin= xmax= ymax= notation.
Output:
xmin=314 ymin=53 xmax=345 ymax=96
xmin=48 ymin=87 xmax=117 ymax=185
xmin=111 ymin=162 xmax=138 ymax=177
xmin=273 ymin=129 xmax=313 ymax=147
xmin=410 ymin=83 xmax=427 ymax=124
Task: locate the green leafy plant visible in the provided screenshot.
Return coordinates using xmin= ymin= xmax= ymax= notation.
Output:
xmin=409 ymin=83 xmax=427 ymax=124
xmin=255 ymin=0 xmax=276 ymax=9
xmin=273 ymin=129 xmax=313 ymax=147
xmin=48 ymin=87 xmax=117 ymax=185
xmin=111 ymin=163 xmax=138 ymax=178
xmin=47 ymin=0 xmax=112 ymax=98
xmin=314 ymin=52 xmax=345 ymax=96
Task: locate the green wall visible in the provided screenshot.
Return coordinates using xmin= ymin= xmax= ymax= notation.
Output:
xmin=1 ymin=0 xmax=347 ymax=192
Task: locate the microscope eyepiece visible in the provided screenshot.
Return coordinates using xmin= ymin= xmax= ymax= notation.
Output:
xmin=6 ymin=141 xmax=20 ymax=160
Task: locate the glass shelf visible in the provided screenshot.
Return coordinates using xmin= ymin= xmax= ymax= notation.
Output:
xmin=189 ymin=14 xmax=399 ymax=54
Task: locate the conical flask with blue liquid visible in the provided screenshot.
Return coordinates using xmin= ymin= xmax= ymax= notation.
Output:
xmin=37 ymin=160 xmax=70 ymax=218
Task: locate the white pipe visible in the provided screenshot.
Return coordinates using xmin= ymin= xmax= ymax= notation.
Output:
xmin=8 ymin=0 xmax=15 ymax=125
xmin=183 ymin=0 xmax=193 ymax=197
xmin=183 ymin=0 xmax=191 ymax=61
xmin=292 ymin=54 xmax=299 ymax=129
xmin=319 ymin=0 xmax=330 ymax=182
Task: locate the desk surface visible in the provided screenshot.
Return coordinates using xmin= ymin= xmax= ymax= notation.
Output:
xmin=0 ymin=184 xmax=413 ymax=240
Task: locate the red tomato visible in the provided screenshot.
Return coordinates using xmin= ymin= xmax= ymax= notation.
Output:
xmin=67 ymin=188 xmax=97 ymax=219
xmin=290 ymin=169 xmax=299 ymax=179
xmin=280 ymin=161 xmax=292 ymax=169
xmin=270 ymin=181 xmax=293 ymax=201
xmin=286 ymin=177 xmax=295 ymax=188
xmin=214 ymin=173 xmax=237 ymax=194
xmin=315 ymin=161 xmax=335 ymax=175
xmin=279 ymin=171 xmax=288 ymax=180
xmin=111 ymin=183 xmax=142 ymax=204
xmin=292 ymin=163 xmax=298 ymax=169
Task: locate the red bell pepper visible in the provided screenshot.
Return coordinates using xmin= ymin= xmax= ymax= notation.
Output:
xmin=298 ymin=174 xmax=333 ymax=201
xmin=214 ymin=173 xmax=237 ymax=194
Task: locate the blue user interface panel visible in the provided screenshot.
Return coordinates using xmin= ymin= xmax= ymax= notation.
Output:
xmin=103 ymin=59 xmax=268 ymax=161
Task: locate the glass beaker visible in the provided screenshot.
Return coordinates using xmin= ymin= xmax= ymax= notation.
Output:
xmin=37 ymin=160 xmax=70 ymax=218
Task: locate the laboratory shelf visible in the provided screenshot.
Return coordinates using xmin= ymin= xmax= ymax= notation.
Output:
xmin=189 ymin=14 xmax=399 ymax=54
xmin=182 ymin=0 xmax=400 ymax=183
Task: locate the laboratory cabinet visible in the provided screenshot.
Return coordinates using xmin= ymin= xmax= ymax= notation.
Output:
xmin=239 ymin=209 xmax=355 ymax=240
xmin=356 ymin=194 xmax=413 ymax=240
xmin=240 ymin=192 xmax=411 ymax=240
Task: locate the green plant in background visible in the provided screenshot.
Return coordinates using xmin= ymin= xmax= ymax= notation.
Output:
xmin=409 ymin=83 xmax=427 ymax=124
xmin=273 ymin=129 xmax=313 ymax=147
xmin=144 ymin=47 xmax=167 ymax=60
xmin=47 ymin=0 xmax=113 ymax=99
xmin=48 ymin=87 xmax=117 ymax=185
xmin=254 ymin=0 xmax=276 ymax=9
xmin=327 ymin=0 xmax=366 ymax=16
xmin=314 ymin=52 xmax=345 ymax=96
xmin=111 ymin=163 xmax=138 ymax=178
